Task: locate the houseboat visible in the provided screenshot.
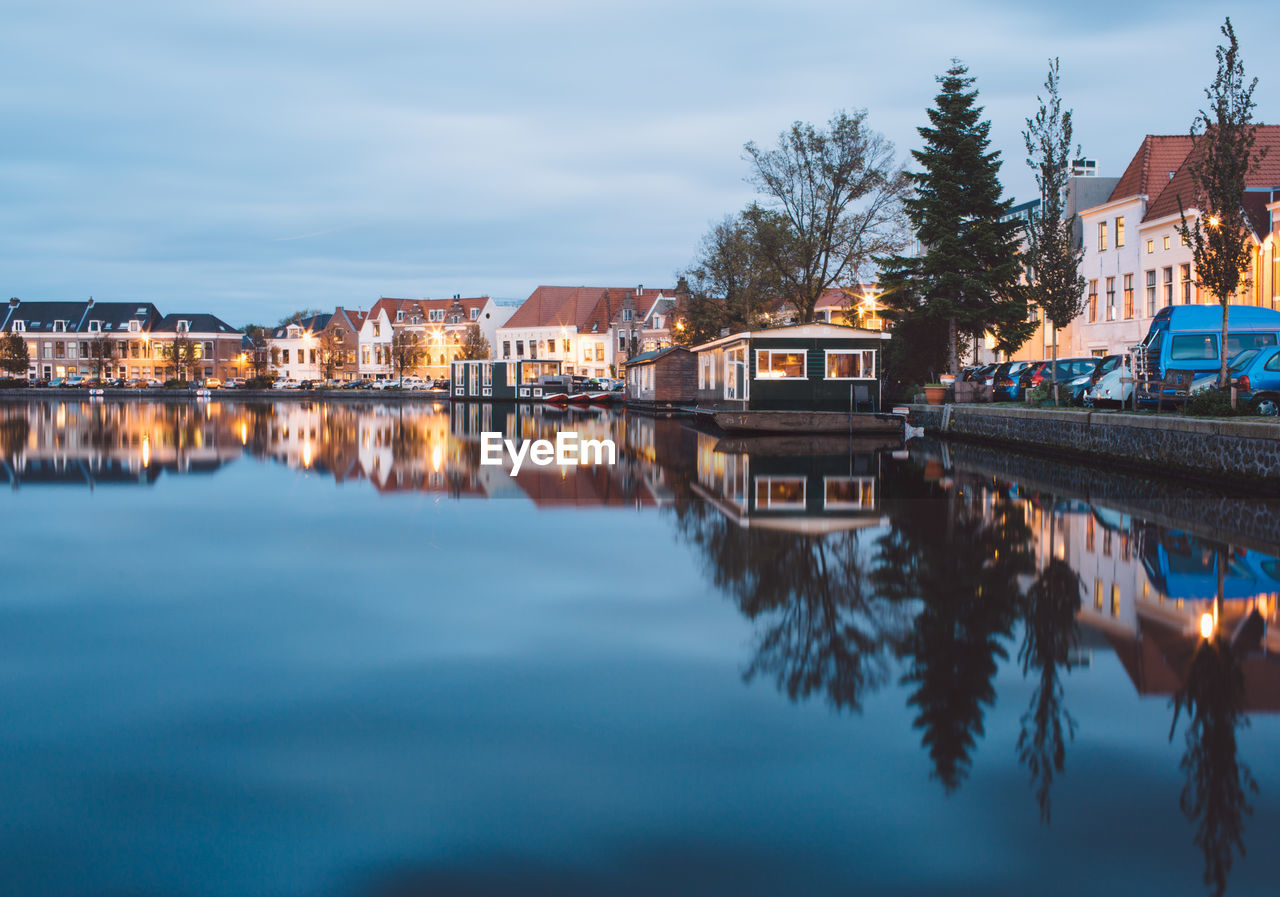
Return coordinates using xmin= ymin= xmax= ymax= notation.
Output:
xmin=690 ymin=322 xmax=897 ymax=433
xmin=623 ymin=346 xmax=696 ymax=409
xmin=451 ymin=359 xmax=563 ymax=401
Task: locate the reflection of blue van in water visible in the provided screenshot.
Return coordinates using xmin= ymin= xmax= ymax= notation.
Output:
xmin=1137 ymin=305 xmax=1280 ymax=399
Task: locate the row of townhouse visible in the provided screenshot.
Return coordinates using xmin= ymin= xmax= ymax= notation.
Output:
xmin=493 ymin=285 xmax=678 ymax=378
xmin=266 ymin=296 xmax=513 ymax=382
xmin=0 ymin=298 xmax=243 ymax=381
xmin=1003 ymin=130 xmax=1280 ymax=362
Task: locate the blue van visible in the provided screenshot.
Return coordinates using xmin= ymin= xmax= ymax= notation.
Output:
xmin=1136 ymin=304 xmax=1280 ymax=400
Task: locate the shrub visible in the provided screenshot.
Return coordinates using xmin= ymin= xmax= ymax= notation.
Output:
xmin=0 ymin=377 xmax=28 ymax=389
xmin=246 ymin=376 xmax=274 ymax=389
xmin=164 ymin=379 xmax=190 ymax=389
xmin=1181 ymin=387 xmax=1257 ymax=418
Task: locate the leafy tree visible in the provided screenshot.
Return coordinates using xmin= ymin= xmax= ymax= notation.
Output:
xmin=390 ymin=329 xmax=423 ymax=380
xmin=458 ymin=324 xmax=490 ymax=361
xmin=880 ymin=61 xmax=1031 ymax=376
xmin=743 ymin=110 xmax=908 ymax=323
xmin=1176 ymin=18 xmax=1267 ymax=389
xmin=678 ymin=212 xmax=780 ymax=342
xmin=318 ymin=328 xmax=345 ymax=380
xmin=86 ymin=335 xmax=115 ymax=380
xmin=0 ymin=332 xmax=30 ymax=377
xmin=1023 ymin=59 xmax=1086 ymax=405
xmin=242 ymin=325 xmax=272 ymax=378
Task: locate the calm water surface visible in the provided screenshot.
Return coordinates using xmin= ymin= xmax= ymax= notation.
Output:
xmin=2 ymin=398 xmax=1279 ymax=897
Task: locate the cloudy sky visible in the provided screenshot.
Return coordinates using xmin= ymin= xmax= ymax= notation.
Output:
xmin=2 ymin=0 xmax=1275 ymax=326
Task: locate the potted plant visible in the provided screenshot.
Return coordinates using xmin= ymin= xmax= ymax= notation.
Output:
xmin=924 ymin=383 xmax=948 ymax=405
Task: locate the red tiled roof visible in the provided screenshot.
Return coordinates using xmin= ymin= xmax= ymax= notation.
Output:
xmin=815 ymin=285 xmax=878 ymax=310
xmin=1143 ymin=125 xmax=1280 ymax=234
xmin=504 ymin=286 xmax=673 ymax=331
xmin=1108 ymin=135 xmax=1195 ymax=204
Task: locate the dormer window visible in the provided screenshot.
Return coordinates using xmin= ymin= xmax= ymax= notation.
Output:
xmin=177 ymin=320 xmax=190 ymax=332
xmin=469 ymin=308 xmax=479 ymax=320
xmin=623 ymin=309 xmax=633 ymax=322
xmin=88 ymin=320 xmax=102 ymax=333
xmin=451 ymin=315 xmax=459 ymax=324
xmin=53 ymin=320 xmax=66 ymax=332
xmin=129 ymin=320 xmax=140 ymax=333
xmin=334 ymin=328 xmax=343 ymax=339
xmin=396 ymin=310 xmax=404 ymax=322
xmin=11 ymin=321 xmax=23 ymax=332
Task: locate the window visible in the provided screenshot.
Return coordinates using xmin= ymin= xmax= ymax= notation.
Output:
xmin=204 ymin=341 xmax=214 ymax=358
xmin=1094 ymin=579 xmax=1103 ymax=611
xmin=282 ymin=349 xmax=290 ymax=363
xmin=823 ymin=477 xmax=875 ymax=510
xmin=11 ymin=320 xmax=23 ymax=332
xmin=482 ymin=365 xmax=492 ymax=386
xmin=1163 ymin=267 xmax=1173 ymax=307
xmin=1225 ymin=333 xmax=1277 ymax=355
xmin=594 ymin=344 xmax=604 ymax=362
xmin=128 ymin=320 xmax=139 ymax=333
xmin=1265 ymin=353 xmax=1280 ymax=373
xmin=1145 ymin=271 xmax=1156 ymax=316
xmin=396 ymin=310 xmax=404 ymax=322
xmin=88 ymin=320 xmax=101 ymax=333
xmin=755 ymin=349 xmax=806 ymax=379
xmin=515 ymin=340 xmax=524 ymax=356
xmin=502 ymin=340 xmax=510 ymax=359
xmin=563 ymin=338 xmax=570 ymax=353
xmin=1181 ymin=264 xmax=1193 ymax=303
xmin=1105 ymin=277 xmax=1116 ymax=320
xmin=470 ymin=308 xmax=479 ymax=320
xmin=1088 ymin=280 xmax=1098 ymax=322
xmin=1163 ymin=235 xmax=1171 ymax=250
xmin=372 ymin=322 xmax=381 ymax=337
xmin=177 ymin=320 xmax=190 ymax=332
xmin=618 ymin=333 xmax=626 ymax=350
xmin=1115 ymin=216 xmax=1125 ymax=247
xmin=53 ymin=320 xmax=66 ymax=332
xmin=755 ymin=477 xmax=806 ymax=510
xmin=1169 ymin=334 xmax=1218 ymax=361
xmin=1111 ymin=584 xmax=1121 ymax=618
xmin=623 ymin=309 xmax=633 ymax=322
xmin=825 ymin=349 xmax=876 ymax=379
xmin=1098 ymin=221 xmax=1108 ymax=251
xmin=1123 ymin=274 xmax=1133 ymax=319
xmin=1146 ymin=239 xmax=1154 ymax=254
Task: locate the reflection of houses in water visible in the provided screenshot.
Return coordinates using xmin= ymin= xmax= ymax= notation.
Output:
xmin=0 ymin=400 xmax=240 ymax=486
xmin=691 ymin=430 xmax=887 ymax=533
xmin=1018 ymin=487 xmax=1280 ymax=710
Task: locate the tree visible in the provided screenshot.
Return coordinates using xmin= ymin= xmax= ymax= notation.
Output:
xmin=278 ymin=308 xmax=324 ymax=327
xmin=880 ymin=61 xmax=1031 ymax=376
xmin=458 ymin=324 xmax=490 ymax=361
xmin=318 ymin=329 xmax=345 ymax=380
xmin=86 ymin=335 xmax=115 ymax=380
xmin=0 ymin=332 xmax=30 ymax=378
xmin=164 ymin=333 xmax=201 ymax=382
xmin=1023 ymin=59 xmax=1086 ymax=405
xmin=390 ymin=330 xmax=423 ymax=380
xmin=242 ymin=325 xmax=272 ymax=379
xmin=1176 ymin=18 xmax=1267 ymax=389
xmin=677 ymin=213 xmax=780 ymax=343
xmin=743 ymin=110 xmax=908 ymax=323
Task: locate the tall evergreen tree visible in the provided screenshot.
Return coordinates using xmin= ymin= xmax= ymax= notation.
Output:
xmin=1176 ymin=18 xmax=1266 ymax=390
xmin=881 ymin=61 xmax=1030 ymax=377
xmin=1023 ymin=59 xmax=1085 ymax=405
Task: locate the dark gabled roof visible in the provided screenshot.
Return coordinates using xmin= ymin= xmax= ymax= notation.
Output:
xmin=157 ymin=313 xmax=241 ymax=335
xmin=622 ymin=346 xmax=689 ymax=366
xmin=1 ymin=300 xmax=164 ymax=334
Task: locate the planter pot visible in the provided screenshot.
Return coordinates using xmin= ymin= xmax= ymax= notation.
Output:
xmin=924 ymin=386 xmax=947 ymax=405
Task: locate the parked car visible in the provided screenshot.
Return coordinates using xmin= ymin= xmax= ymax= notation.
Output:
xmin=273 ymin=378 xmax=300 ymax=390
xmin=1086 ymin=362 xmax=1134 ymax=408
xmin=341 ymin=379 xmax=370 ymax=389
xmin=1027 ymin=358 xmax=1097 ymax=396
xmin=1135 ymin=304 xmax=1280 ymax=403
xmin=372 ymin=378 xmax=401 ymax=390
xmin=990 ymin=361 xmax=1037 ymax=401
xmin=1189 ymin=345 xmax=1280 ymax=414
xmin=224 ymin=377 xmax=246 ymax=389
xmin=1061 ymin=355 xmax=1123 ymax=405
xmin=65 ymin=375 xmax=86 ymax=388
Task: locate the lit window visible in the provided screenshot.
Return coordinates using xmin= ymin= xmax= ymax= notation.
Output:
xmin=825 ymin=349 xmax=876 ymax=379
xmin=754 ymin=476 xmax=806 ymax=510
xmin=824 ymin=477 xmax=875 ymax=510
xmin=1111 ymin=584 xmax=1120 ymax=618
xmin=1115 ymin=216 xmax=1125 ymax=247
xmin=1163 ymin=235 xmax=1171 ymax=250
xmin=755 ymin=349 xmax=806 ymax=378
xmin=1146 ymin=239 xmax=1154 ymax=254
xmin=1098 ymin=221 xmax=1108 ymax=251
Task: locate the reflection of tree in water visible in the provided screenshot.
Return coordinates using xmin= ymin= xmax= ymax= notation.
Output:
xmin=675 ymin=505 xmax=910 ymax=713
xmin=1016 ymin=553 xmax=1080 ymax=823
xmin=875 ymin=477 xmax=1033 ymax=792
xmin=0 ymin=406 xmax=29 ymax=462
xmin=1170 ymin=636 xmax=1257 ymax=897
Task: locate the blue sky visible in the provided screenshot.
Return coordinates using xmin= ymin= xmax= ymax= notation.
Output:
xmin=2 ymin=0 xmax=1275 ymax=326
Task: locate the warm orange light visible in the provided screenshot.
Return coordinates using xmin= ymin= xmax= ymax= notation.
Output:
xmin=302 ymin=442 xmax=313 ymax=469
xmin=141 ymin=435 xmax=150 ymax=468
xmin=431 ymin=443 xmax=443 ymax=472
xmin=1207 ymin=215 xmax=1220 ymax=228
xmin=239 ymin=421 xmax=248 ymax=445
xmin=1200 ymin=612 xmax=1214 ymax=639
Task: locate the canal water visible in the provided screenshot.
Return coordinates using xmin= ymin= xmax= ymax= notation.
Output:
xmin=2 ymin=398 xmax=1278 ymax=897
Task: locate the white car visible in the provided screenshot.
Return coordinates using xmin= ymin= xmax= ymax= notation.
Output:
xmin=1085 ymin=365 xmax=1133 ymax=408
xmin=371 ymin=378 xmax=401 ymax=390
xmin=273 ymin=378 xmax=300 ymax=390
xmin=400 ymin=377 xmax=428 ymax=391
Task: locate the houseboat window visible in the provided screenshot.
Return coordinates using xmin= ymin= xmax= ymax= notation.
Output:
xmin=521 ymin=362 xmax=558 ymax=383
xmin=482 ymin=365 xmax=492 ymax=387
xmin=755 ymin=476 xmax=806 ymax=510
xmin=1169 ymin=334 xmax=1218 ymax=361
xmin=824 ymin=349 xmax=876 ymax=379
xmin=755 ymin=349 xmax=805 ymax=379
xmin=505 ymin=362 xmax=515 ymax=382
xmin=698 ymin=353 xmax=717 ymax=389
xmin=824 ymin=477 xmax=875 ymax=510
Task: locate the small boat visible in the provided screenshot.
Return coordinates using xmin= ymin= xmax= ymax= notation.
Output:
xmin=587 ymin=392 xmax=611 ymax=403
xmin=567 ymin=393 xmax=591 ymax=404
xmin=712 ymin=410 xmax=904 ymax=436
xmin=542 ymin=392 xmax=570 ymax=404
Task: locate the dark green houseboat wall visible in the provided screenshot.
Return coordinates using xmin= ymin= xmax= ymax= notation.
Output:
xmin=746 ymin=334 xmax=885 ymax=411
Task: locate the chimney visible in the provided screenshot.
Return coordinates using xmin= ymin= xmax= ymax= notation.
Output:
xmin=637 ymin=284 xmax=643 ymax=294
xmin=87 ymin=297 xmax=94 ymax=307
xmin=8 ymin=298 xmax=18 ymax=308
